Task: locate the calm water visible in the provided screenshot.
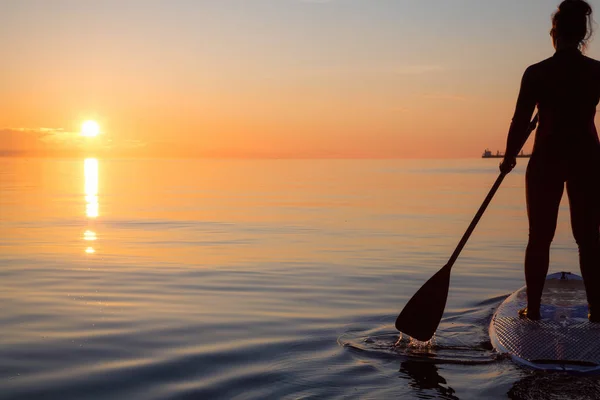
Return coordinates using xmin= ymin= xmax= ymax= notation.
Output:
xmin=1 ymin=158 xmax=598 ymax=399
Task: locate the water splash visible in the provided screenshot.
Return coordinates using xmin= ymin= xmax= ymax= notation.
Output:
xmin=340 ymin=314 xmax=502 ymax=367
xmin=394 ymin=332 xmax=437 ymax=351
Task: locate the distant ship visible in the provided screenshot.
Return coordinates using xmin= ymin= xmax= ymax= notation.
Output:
xmin=482 ymin=149 xmax=531 ymax=158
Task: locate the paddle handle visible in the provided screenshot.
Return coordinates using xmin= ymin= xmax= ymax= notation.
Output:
xmin=447 ymin=113 xmax=539 ymax=269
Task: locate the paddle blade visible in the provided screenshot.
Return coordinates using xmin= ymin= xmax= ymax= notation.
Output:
xmin=395 ymin=264 xmax=452 ymax=342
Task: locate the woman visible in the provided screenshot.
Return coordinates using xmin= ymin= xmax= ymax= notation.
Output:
xmin=500 ymin=0 xmax=600 ymax=321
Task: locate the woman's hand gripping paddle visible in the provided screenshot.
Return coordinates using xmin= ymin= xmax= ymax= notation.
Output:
xmin=395 ymin=115 xmax=539 ymax=342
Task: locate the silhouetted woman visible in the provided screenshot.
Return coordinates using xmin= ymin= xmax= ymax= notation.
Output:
xmin=499 ymin=0 xmax=600 ymax=321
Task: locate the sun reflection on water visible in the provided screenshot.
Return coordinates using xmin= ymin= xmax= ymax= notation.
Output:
xmin=85 ymin=158 xmax=99 ymax=219
xmin=83 ymin=230 xmax=97 ymax=241
xmin=84 ymin=158 xmax=99 ymax=254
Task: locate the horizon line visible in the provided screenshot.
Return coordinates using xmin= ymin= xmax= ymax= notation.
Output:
xmin=0 ymin=154 xmax=494 ymax=161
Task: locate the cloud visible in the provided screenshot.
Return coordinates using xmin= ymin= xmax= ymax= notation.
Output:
xmin=1 ymin=127 xmax=83 ymax=155
xmin=0 ymin=127 xmax=83 ymax=150
xmin=0 ymin=126 xmax=150 ymax=157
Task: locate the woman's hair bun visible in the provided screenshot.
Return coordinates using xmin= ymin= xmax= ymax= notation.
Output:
xmin=552 ymin=0 xmax=593 ymax=48
xmin=559 ymin=0 xmax=592 ymax=16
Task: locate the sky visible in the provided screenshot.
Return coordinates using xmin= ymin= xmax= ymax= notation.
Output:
xmin=2 ymin=0 xmax=600 ymax=158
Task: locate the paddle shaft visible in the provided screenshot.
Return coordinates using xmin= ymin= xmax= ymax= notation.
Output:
xmin=447 ymin=113 xmax=539 ymax=269
xmin=446 ymin=172 xmax=506 ymax=268
xmin=447 ymin=113 xmax=539 ymax=268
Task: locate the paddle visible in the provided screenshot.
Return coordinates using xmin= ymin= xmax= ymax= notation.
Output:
xmin=395 ymin=114 xmax=539 ymax=342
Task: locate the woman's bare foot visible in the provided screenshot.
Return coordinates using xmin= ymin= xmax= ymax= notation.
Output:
xmin=589 ymin=305 xmax=599 ymax=323
xmin=518 ymin=307 xmax=541 ymax=320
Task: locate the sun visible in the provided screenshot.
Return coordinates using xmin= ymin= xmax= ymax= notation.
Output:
xmin=81 ymin=120 xmax=100 ymax=137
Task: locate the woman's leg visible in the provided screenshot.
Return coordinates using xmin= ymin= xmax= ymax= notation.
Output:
xmin=566 ymin=166 xmax=600 ymax=321
xmin=524 ymin=161 xmax=564 ymax=318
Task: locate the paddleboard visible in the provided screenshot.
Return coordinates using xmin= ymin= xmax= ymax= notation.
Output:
xmin=490 ymin=272 xmax=600 ymax=373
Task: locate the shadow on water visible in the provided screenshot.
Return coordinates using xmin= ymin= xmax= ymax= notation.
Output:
xmin=399 ymin=359 xmax=459 ymax=400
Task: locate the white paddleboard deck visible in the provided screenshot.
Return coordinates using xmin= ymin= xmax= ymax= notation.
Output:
xmin=490 ymin=272 xmax=600 ymax=373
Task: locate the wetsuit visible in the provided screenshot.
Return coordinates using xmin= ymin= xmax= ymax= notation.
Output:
xmin=504 ymin=47 xmax=600 ymax=314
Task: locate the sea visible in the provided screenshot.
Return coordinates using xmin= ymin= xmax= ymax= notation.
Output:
xmin=1 ymin=157 xmax=599 ymax=399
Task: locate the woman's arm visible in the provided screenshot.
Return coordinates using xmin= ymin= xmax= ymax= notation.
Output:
xmin=500 ymin=67 xmax=537 ymax=173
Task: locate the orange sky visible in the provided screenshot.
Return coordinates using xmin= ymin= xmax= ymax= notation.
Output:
xmin=2 ymin=0 xmax=600 ymax=158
